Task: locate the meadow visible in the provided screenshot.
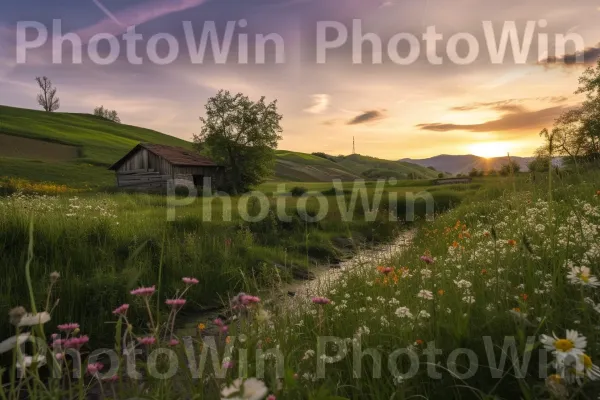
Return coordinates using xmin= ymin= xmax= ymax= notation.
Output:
xmin=0 ymin=179 xmax=468 ymax=350
xmin=3 ymin=170 xmax=600 ymax=399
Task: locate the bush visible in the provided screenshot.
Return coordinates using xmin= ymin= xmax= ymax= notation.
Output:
xmin=290 ymin=186 xmax=308 ymax=197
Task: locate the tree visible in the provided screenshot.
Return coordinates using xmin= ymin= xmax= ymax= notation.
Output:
xmin=193 ymin=90 xmax=283 ymax=194
xmin=499 ymin=160 xmax=521 ymax=176
xmin=94 ymin=106 xmax=121 ymax=123
xmin=437 ymin=173 xmax=444 ymax=178
xmin=35 ymin=76 xmax=60 ymax=112
xmin=468 ymin=168 xmax=480 ymax=177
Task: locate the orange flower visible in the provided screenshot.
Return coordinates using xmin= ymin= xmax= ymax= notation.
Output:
xmin=452 ymin=241 xmax=459 ymax=248
xmin=596 ymin=190 xmax=600 ymax=196
xmin=415 ymin=339 xmax=424 ymax=346
xmin=458 ymin=233 xmax=464 ymax=240
xmin=481 ymin=269 xmax=487 ymax=275
xmin=197 ymin=323 xmax=206 ymax=331
xmin=507 ymin=239 xmax=517 ymax=246
xmin=463 ymin=232 xmax=471 ymax=239
xmin=225 ymin=336 xmax=231 ymax=344
xmin=483 ymin=232 xmax=490 ymax=238
xmin=521 ymin=293 xmax=528 ymax=301
xmin=462 ymin=224 xmax=468 ymax=231
xmin=513 ymin=307 xmax=521 ymax=313
xmin=437 ymin=289 xmax=445 ymax=296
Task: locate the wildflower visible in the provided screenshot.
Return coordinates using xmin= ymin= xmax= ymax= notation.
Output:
xmin=64 ymin=336 xmax=90 ymax=349
xmin=50 ymin=271 xmax=60 ymax=283
xmin=520 ymin=294 xmax=528 ymax=301
xmin=452 ymin=241 xmax=459 ymax=248
xmin=414 ymin=339 xmax=424 ymax=346
xmin=168 ymin=339 xmax=180 ymax=347
xmin=182 ymin=277 xmax=199 ymax=285
xmin=540 ymin=330 xmax=587 ymax=362
xmin=302 ymin=349 xmax=315 ymax=360
xmin=267 ymin=395 xmax=276 ymax=400
xmin=567 ymin=265 xmax=600 ymax=287
xmin=545 ymin=374 xmax=568 ymax=398
xmin=483 ymin=231 xmax=490 ymax=238
xmin=240 ymin=295 xmax=261 ymax=306
xmin=57 ymin=323 xmax=79 ymax=332
xmin=462 ymin=296 xmax=476 ymax=304
xmin=214 ymin=318 xmax=225 ymax=327
xmin=395 ymin=307 xmax=413 ymax=319
xmin=197 ymin=323 xmax=206 ymax=331
xmin=379 ymin=266 xmax=393 ymax=275
xmin=417 ymin=310 xmax=431 ymax=319
xmin=420 ymin=255 xmax=434 ymax=264
xmin=437 ymin=289 xmax=445 ymax=296
xmin=312 ymin=297 xmax=331 ymax=305
xmin=16 ymin=355 xmax=46 ymax=370
xmin=417 ymin=290 xmax=433 ymax=300
xmin=8 ymin=307 xmax=26 ymax=326
xmin=0 ymin=334 xmax=31 ymax=354
xmin=507 ymin=239 xmax=517 ymax=246
xmin=112 ymin=304 xmax=129 ymax=316
xmin=481 ymin=269 xmax=487 ymax=274
xmin=16 ymin=312 xmax=51 ymax=327
xmin=87 ymin=362 xmax=104 ymax=375
xmin=579 ymin=353 xmax=600 ymax=381
xmin=221 ymin=378 xmax=268 ymax=400
xmin=130 ymin=286 xmax=156 ymax=296
xmin=137 ymin=336 xmax=156 ymax=346
xmin=165 ymin=299 xmax=187 ymax=308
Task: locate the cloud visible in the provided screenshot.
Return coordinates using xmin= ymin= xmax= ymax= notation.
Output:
xmin=451 ymin=100 xmax=526 ymax=114
xmin=417 ymin=106 xmax=567 ymax=133
xmin=304 ymin=94 xmax=330 ymax=114
xmin=347 ymin=110 xmax=386 ymax=125
xmin=539 ymin=43 xmax=600 ymax=67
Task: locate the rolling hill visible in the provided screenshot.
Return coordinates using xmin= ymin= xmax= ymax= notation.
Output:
xmin=400 ymin=154 xmax=534 ymax=175
xmin=0 ymin=105 xmax=437 ymax=188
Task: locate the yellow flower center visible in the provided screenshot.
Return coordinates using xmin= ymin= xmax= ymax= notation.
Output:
xmin=578 ymin=273 xmax=590 ymax=283
xmin=554 ymin=339 xmax=574 ymax=352
xmin=582 ymin=354 xmax=593 ymax=369
xmin=548 ymin=374 xmax=562 ymax=383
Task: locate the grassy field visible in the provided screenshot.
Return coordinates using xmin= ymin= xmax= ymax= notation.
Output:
xmin=3 ymin=170 xmax=599 ymax=399
xmin=0 ymin=105 xmax=442 ymax=188
xmin=0 ymin=179 xmax=472 ymax=349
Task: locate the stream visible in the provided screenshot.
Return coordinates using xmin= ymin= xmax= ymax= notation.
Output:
xmin=178 ymin=229 xmax=415 ymax=338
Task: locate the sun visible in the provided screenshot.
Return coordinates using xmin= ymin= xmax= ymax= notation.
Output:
xmin=469 ymin=142 xmax=511 ymax=158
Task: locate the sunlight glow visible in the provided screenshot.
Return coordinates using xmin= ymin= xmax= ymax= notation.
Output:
xmin=468 ymin=142 xmax=512 ymax=158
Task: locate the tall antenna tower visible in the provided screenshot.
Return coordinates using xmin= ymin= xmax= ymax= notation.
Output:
xmin=353 ymin=136 xmax=355 ymax=154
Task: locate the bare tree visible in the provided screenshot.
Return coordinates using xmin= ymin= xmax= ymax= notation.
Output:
xmin=35 ymin=76 xmax=60 ymax=112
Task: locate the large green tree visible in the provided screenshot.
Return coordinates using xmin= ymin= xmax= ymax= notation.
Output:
xmin=194 ymin=90 xmax=283 ymax=194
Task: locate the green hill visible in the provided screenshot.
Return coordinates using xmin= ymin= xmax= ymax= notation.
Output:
xmin=0 ymin=105 xmax=437 ymax=188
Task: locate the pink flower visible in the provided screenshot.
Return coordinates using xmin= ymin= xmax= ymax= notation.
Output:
xmin=55 ymin=353 xmax=64 ymax=361
xmin=420 ymin=255 xmax=434 ymax=264
xmin=165 ymin=298 xmax=186 ymax=308
xmin=57 ymin=323 xmax=79 ymax=332
xmin=240 ymin=295 xmax=261 ymax=306
xmin=112 ymin=304 xmax=129 ymax=315
xmin=223 ymin=360 xmax=234 ymax=369
xmin=64 ymin=335 xmax=89 ymax=349
xmin=168 ymin=339 xmax=180 ymax=346
xmin=380 ymin=267 xmax=393 ymax=275
xmin=137 ymin=336 xmax=156 ymax=345
xmin=220 ymin=325 xmax=229 ymax=334
xmin=182 ymin=277 xmax=199 ymax=285
xmin=214 ymin=318 xmax=225 ymax=327
xmin=130 ymin=286 xmax=156 ymax=296
xmin=312 ymin=297 xmax=331 ymax=305
xmin=267 ymin=395 xmax=276 ymax=400
xmin=87 ymin=362 xmax=104 ymax=375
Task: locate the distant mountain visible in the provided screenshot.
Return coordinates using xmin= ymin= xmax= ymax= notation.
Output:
xmin=400 ymin=154 xmax=534 ymax=175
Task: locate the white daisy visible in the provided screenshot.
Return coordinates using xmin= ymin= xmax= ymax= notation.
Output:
xmin=560 ymin=353 xmax=600 ymax=385
xmin=540 ymin=330 xmax=587 ymax=363
xmin=17 ymin=312 xmax=51 ymax=327
xmin=567 ymin=266 xmax=600 ymax=287
xmin=395 ymin=307 xmax=413 ymax=319
xmin=221 ymin=378 xmax=268 ymax=400
xmin=0 ymin=334 xmax=31 ymax=354
xmin=417 ymin=290 xmax=433 ymax=300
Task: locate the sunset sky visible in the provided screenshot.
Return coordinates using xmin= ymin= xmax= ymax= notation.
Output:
xmin=1 ymin=0 xmax=599 ymax=159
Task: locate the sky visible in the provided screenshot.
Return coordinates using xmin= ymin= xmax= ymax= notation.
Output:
xmin=1 ymin=0 xmax=599 ymax=159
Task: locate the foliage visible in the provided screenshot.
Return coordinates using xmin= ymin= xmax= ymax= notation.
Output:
xmin=290 ymin=186 xmax=308 ymax=197
xmin=194 ymin=90 xmax=283 ymax=194
xmin=93 ymin=106 xmax=121 ymax=123
xmin=499 ymin=160 xmax=521 ymax=176
xmin=35 ymin=76 xmax=60 ymax=112
xmin=311 ymin=152 xmax=338 ymax=162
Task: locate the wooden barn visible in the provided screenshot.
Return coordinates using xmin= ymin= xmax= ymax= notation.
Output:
xmin=108 ymin=143 xmax=224 ymax=192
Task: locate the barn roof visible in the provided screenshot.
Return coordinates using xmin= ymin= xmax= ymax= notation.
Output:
xmin=108 ymin=143 xmax=219 ymax=170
